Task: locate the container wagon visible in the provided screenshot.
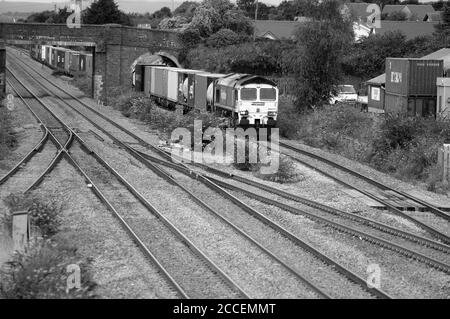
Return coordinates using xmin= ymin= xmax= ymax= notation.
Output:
xmin=141 ymin=66 xmax=278 ymax=128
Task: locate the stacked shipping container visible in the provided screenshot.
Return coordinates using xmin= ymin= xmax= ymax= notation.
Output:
xmin=385 ymin=58 xmax=444 ymax=116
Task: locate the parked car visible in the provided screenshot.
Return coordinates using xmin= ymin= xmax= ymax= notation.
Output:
xmin=329 ymin=85 xmax=358 ymax=105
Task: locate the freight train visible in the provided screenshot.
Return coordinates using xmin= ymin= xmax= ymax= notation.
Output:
xmin=29 ymin=44 xmax=93 ymax=76
xmin=135 ymin=64 xmax=279 ymax=128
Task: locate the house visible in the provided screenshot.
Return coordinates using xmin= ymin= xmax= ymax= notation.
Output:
xmin=382 ymin=4 xmax=435 ymax=21
xmin=253 ymin=20 xmax=307 ymax=40
xmin=253 ymin=19 xmax=370 ymax=42
xmin=373 ymin=21 xmax=438 ymax=40
xmin=424 ymin=12 xmax=442 ymax=22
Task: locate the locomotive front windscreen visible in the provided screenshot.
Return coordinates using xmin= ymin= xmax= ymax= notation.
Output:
xmin=241 ymin=88 xmax=257 ymax=100
xmin=260 ymin=88 xmax=277 ymax=101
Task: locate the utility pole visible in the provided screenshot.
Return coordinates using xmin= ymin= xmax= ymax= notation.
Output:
xmin=253 ymin=0 xmax=259 ymax=41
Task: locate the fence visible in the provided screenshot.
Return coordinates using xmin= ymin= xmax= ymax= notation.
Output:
xmin=438 ymin=144 xmax=450 ymax=182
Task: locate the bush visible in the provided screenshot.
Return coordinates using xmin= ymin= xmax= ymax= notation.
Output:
xmin=205 ymin=28 xmax=242 ymax=48
xmin=253 ymin=155 xmax=302 ymax=184
xmin=0 ymin=237 xmax=96 ymax=299
xmin=0 ymin=108 xmax=17 ymax=160
xmin=2 ymin=194 xmax=60 ymax=238
xmin=71 ymin=73 xmax=92 ymax=97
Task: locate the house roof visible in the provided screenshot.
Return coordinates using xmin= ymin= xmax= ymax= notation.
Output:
xmin=366 ymin=73 xmax=386 ymax=85
xmin=375 ymin=21 xmax=438 ymax=40
xmin=253 ymin=20 xmax=307 ymax=40
xmin=382 ymin=4 xmax=435 ymax=21
xmin=421 ymin=48 xmax=450 ymax=70
xmin=382 ymin=5 xmax=407 ymax=15
xmin=425 ymin=12 xmax=442 ymax=22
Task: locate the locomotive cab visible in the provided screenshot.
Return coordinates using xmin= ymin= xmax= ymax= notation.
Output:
xmin=237 ymin=83 xmax=278 ymax=127
xmin=213 ymin=74 xmax=278 ymax=128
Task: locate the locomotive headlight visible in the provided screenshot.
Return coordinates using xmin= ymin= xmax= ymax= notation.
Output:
xmin=268 ymin=111 xmax=277 ymax=117
xmin=240 ymin=110 xmax=249 ymax=116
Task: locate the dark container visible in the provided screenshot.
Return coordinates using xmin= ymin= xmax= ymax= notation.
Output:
xmin=79 ymin=54 xmax=87 ymax=72
xmin=134 ymin=64 xmax=144 ymax=92
xmin=85 ymin=54 xmax=93 ymax=76
xmin=385 ymin=58 xmax=444 ymax=96
xmin=385 ymin=92 xmax=436 ymax=116
xmin=0 ymin=42 xmax=5 ymax=100
xmin=56 ymin=49 xmax=66 ymax=70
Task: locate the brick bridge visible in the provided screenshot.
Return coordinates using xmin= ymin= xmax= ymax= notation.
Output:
xmin=0 ymin=23 xmax=182 ymax=101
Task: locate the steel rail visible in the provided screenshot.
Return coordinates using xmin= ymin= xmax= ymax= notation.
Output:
xmin=6 ymin=67 xmax=74 ymax=192
xmin=133 ymin=151 xmax=392 ymax=299
xmin=9 ymin=50 xmax=329 ymax=299
xmin=10 ymin=50 xmax=396 ymax=298
xmin=134 ymin=149 xmax=450 ymax=274
xmin=207 ymin=176 xmax=450 ymax=273
xmin=166 ymin=157 xmax=450 ymax=254
xmin=278 ymin=142 xmax=450 ymax=244
xmin=0 ymin=78 xmax=48 ymax=186
xmin=9 ymin=53 xmax=251 ymax=299
xmin=280 ymin=141 xmax=450 ymax=221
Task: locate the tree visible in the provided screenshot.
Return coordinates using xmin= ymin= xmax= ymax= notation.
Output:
xmin=174 ymin=1 xmax=199 ymax=19
xmin=84 ymin=0 xmax=132 ymax=25
xmin=342 ymin=31 xmax=408 ymax=78
xmin=292 ymin=0 xmax=354 ymax=111
xmin=433 ymin=3 xmax=450 ymax=47
xmin=189 ymin=0 xmax=253 ymax=37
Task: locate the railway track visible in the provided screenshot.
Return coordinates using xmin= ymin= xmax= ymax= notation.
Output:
xmin=6 ymin=49 xmax=398 ymax=298
xmin=12 ymin=46 xmax=450 ymax=296
xmin=278 ymin=141 xmax=450 ymax=244
xmin=6 ymin=53 xmax=255 ymax=299
xmin=1 ymin=71 xmax=69 ymax=193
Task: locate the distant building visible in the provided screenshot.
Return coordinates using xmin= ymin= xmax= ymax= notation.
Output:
xmin=254 ymin=19 xmax=370 ymax=42
xmin=382 ymin=4 xmax=435 ymax=21
xmin=424 ymin=12 xmax=442 ymax=22
xmin=253 ymin=20 xmax=305 ymax=40
xmin=373 ymin=21 xmax=438 ymax=40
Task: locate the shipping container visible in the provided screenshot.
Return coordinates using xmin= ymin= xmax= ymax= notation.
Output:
xmin=41 ymin=45 xmax=46 ymax=62
xmin=134 ymin=64 xmax=144 ymax=92
xmin=70 ymin=52 xmax=79 ymax=73
xmin=85 ymin=53 xmax=93 ymax=76
xmin=144 ymin=66 xmax=152 ymax=97
xmin=79 ymin=54 xmax=86 ymax=72
xmin=385 ymin=92 xmax=436 ymax=117
xmin=0 ymin=42 xmax=5 ymax=99
xmin=64 ymin=51 xmax=71 ymax=72
xmin=152 ymin=67 xmax=167 ymax=98
xmin=167 ymin=68 xmax=179 ymax=102
xmin=194 ymin=72 xmax=225 ymax=111
xmin=385 ymin=58 xmax=444 ymax=96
